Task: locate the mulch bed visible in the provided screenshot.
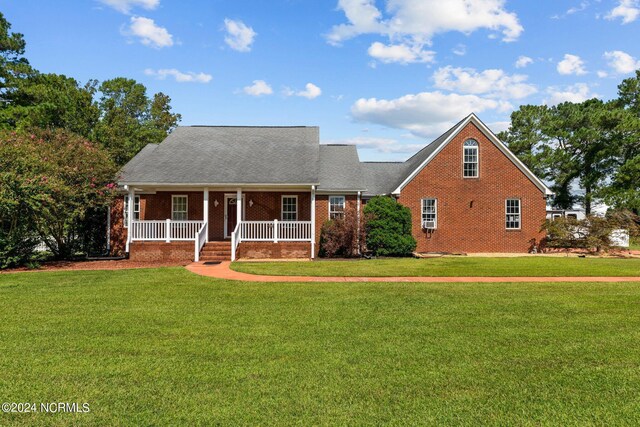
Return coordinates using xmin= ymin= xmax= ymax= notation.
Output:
xmin=1 ymin=259 xmax=190 ymax=273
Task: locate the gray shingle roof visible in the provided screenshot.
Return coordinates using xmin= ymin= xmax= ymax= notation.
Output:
xmin=318 ymin=145 xmax=365 ymax=191
xmin=119 ymin=126 xmax=320 ymax=185
xmin=360 ymin=162 xmax=407 ymax=196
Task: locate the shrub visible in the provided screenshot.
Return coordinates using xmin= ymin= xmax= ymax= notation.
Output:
xmin=363 ymin=196 xmax=416 ymax=257
xmin=542 ymin=210 xmax=640 ymax=253
xmin=319 ymin=206 xmax=366 ymax=257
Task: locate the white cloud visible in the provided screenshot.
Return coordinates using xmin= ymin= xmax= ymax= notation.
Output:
xmin=597 ymin=70 xmax=609 ymax=78
xmin=557 ymin=54 xmax=587 ymax=75
xmin=350 ymin=91 xmax=511 ymax=138
xmin=433 ymin=66 xmax=537 ymax=99
xmin=223 ymin=19 xmax=256 ymax=52
xmin=453 ymin=44 xmax=466 ymax=56
xmin=544 ymin=83 xmax=595 ymax=105
xmin=606 ymin=0 xmax=640 ymax=24
xmin=327 ymin=0 xmax=523 ymax=49
xmin=324 ymin=137 xmax=424 ymax=154
xmin=604 ymin=50 xmax=640 ymax=74
xmin=367 ymin=41 xmax=435 ymax=64
xmin=515 ymin=55 xmax=533 ymax=68
xmin=552 ymin=1 xmax=590 ymax=19
xmin=126 ymin=16 xmax=173 ymax=48
xmin=99 ymin=0 xmax=159 ymax=14
xmin=243 ymin=80 xmax=273 ymax=96
xmin=297 ymin=83 xmax=322 ymax=99
xmin=144 ymin=68 xmax=212 ymax=83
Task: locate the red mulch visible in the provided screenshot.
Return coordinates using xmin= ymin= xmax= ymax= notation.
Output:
xmin=1 ymin=259 xmax=189 ymax=274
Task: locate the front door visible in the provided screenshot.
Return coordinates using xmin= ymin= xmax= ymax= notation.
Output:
xmin=226 ymin=197 xmax=237 ymax=238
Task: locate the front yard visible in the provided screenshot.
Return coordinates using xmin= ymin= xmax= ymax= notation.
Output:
xmin=1 ymin=268 xmax=640 ymax=425
xmin=232 ymin=256 xmax=640 ymax=277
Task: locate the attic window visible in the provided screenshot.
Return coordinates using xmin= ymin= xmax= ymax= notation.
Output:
xmin=463 ymin=139 xmax=479 ymax=178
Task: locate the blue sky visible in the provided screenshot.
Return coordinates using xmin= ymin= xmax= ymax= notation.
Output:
xmin=2 ymin=0 xmax=640 ymax=160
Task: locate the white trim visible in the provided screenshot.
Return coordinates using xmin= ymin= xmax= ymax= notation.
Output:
xmin=120 ymin=182 xmax=320 ymax=188
xmin=328 ymin=195 xmax=346 ymax=220
xmin=281 ymin=195 xmax=298 ymax=221
xmin=224 ymin=193 xmax=245 ymax=238
xmin=392 ymin=113 xmax=553 ymax=196
xmin=171 ymin=195 xmax=188 ymax=221
xmin=311 ymin=186 xmax=316 ymax=259
xmin=421 ymin=198 xmax=438 ymax=229
xmin=123 ymin=195 xmax=140 ymax=228
xmin=505 ymin=198 xmax=521 ymax=230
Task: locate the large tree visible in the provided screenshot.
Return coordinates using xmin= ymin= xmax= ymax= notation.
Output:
xmin=500 ymin=99 xmax=635 ymax=214
xmin=0 ymin=129 xmax=117 ymax=260
xmin=94 ymin=78 xmax=181 ymax=166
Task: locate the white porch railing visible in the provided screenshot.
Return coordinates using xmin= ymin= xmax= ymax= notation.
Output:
xmin=194 ymin=223 xmax=208 ymax=262
xmin=130 ymin=220 xmax=206 ymax=242
xmin=231 ymin=220 xmax=312 ymax=261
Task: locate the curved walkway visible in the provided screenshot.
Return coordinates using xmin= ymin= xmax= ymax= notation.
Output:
xmin=186 ymin=262 xmax=640 ymax=283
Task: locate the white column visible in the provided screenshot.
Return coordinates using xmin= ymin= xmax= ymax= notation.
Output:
xmin=311 ymin=185 xmax=316 ymax=258
xmin=236 ymin=188 xmax=242 ymax=230
xmin=203 ymin=187 xmax=209 ymax=242
xmin=125 ymin=186 xmax=134 ymax=253
xmin=356 ymin=191 xmax=361 ymax=255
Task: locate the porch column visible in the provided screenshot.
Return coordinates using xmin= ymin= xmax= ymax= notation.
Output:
xmin=311 ymin=185 xmax=316 ymax=258
xmin=203 ymin=187 xmax=209 ymax=242
xmin=125 ymin=186 xmax=134 ymax=253
xmin=357 ymin=191 xmax=361 ymax=255
xmin=236 ymin=188 xmax=242 ymax=232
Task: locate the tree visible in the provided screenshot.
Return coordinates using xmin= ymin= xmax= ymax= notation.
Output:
xmin=501 ymin=99 xmax=632 ymax=214
xmin=0 ymin=11 xmax=32 ymax=104
xmin=94 ymin=78 xmax=181 ymax=166
xmin=0 ymin=129 xmax=117 ymax=260
xmin=363 ymin=196 xmax=416 ymax=256
xmin=0 ymin=73 xmax=99 ymax=136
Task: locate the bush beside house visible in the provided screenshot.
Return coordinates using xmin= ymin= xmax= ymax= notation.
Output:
xmin=364 ymin=196 xmax=416 ymax=257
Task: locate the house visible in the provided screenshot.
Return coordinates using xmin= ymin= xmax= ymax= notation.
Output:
xmin=110 ymin=113 xmax=553 ymax=262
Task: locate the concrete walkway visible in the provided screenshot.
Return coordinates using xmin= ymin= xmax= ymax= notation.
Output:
xmin=186 ymin=262 xmax=640 ymax=283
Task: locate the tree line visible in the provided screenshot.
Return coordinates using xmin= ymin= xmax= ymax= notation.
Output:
xmin=498 ymin=76 xmax=640 ymax=215
xmin=0 ymin=12 xmax=181 ymax=267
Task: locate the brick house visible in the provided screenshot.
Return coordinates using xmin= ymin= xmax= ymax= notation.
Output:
xmin=111 ymin=113 xmax=552 ymax=262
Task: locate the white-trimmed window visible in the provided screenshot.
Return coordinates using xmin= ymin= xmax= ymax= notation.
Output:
xmin=463 ymin=139 xmax=479 ymax=178
xmin=506 ymin=199 xmax=521 ymax=230
xmin=421 ymin=198 xmax=437 ymax=229
xmin=172 ymin=195 xmax=188 ymax=221
xmin=123 ymin=195 xmax=140 ymax=227
xmin=281 ymin=195 xmax=298 ymax=221
xmin=329 ymin=196 xmax=346 ymax=220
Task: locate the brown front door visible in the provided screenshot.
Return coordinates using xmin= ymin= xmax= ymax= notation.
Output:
xmin=226 ymin=197 xmax=237 ymax=237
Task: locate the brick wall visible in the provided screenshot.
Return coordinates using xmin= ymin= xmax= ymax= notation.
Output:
xmin=109 ymin=197 xmax=127 ymax=256
xmin=129 ymin=242 xmax=195 ymax=262
xmin=237 ymin=242 xmax=311 ymax=259
xmin=397 ymin=122 xmax=547 ymax=253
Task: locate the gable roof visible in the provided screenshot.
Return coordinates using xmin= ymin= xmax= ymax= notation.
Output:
xmin=119 ymin=126 xmax=320 ymax=186
xmin=360 ymin=162 xmax=407 ymax=196
xmin=318 ymin=145 xmax=366 ymax=191
xmin=390 ymin=113 xmax=553 ymax=196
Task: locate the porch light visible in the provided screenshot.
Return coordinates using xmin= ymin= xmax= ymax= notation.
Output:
xmin=249 ymin=199 xmax=254 ymax=207
xmin=214 ymin=200 xmax=219 ymax=207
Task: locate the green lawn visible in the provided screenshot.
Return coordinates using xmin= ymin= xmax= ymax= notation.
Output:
xmin=231 ymin=256 xmax=640 ymax=277
xmin=1 ymin=269 xmax=640 ymax=424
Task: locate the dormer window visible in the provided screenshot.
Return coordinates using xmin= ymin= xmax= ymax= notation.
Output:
xmin=463 ymin=139 xmax=479 ymax=178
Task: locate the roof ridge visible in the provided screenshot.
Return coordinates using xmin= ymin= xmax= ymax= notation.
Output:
xmin=185 ymin=125 xmax=317 ymax=128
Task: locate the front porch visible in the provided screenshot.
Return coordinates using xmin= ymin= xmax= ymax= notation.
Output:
xmin=122 ymin=186 xmax=317 ymax=261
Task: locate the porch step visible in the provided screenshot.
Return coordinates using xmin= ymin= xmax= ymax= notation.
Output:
xmin=200 ymin=242 xmax=232 ymax=261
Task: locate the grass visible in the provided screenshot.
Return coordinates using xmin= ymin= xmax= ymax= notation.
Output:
xmin=231 ymin=256 xmax=640 ymax=277
xmin=630 ymin=238 xmax=640 ymax=251
xmin=1 ymin=269 xmax=640 ymax=425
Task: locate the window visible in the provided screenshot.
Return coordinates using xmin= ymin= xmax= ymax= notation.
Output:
xmin=463 ymin=139 xmax=479 ymax=178
xmin=281 ymin=196 xmax=298 ymax=221
xmin=172 ymin=195 xmax=188 ymax=221
xmin=566 ymin=213 xmax=578 ymax=220
xmin=421 ymin=198 xmax=437 ymax=229
xmin=123 ymin=195 xmax=140 ymax=227
xmin=506 ymin=199 xmax=521 ymax=229
xmin=329 ymin=196 xmax=346 ymax=220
